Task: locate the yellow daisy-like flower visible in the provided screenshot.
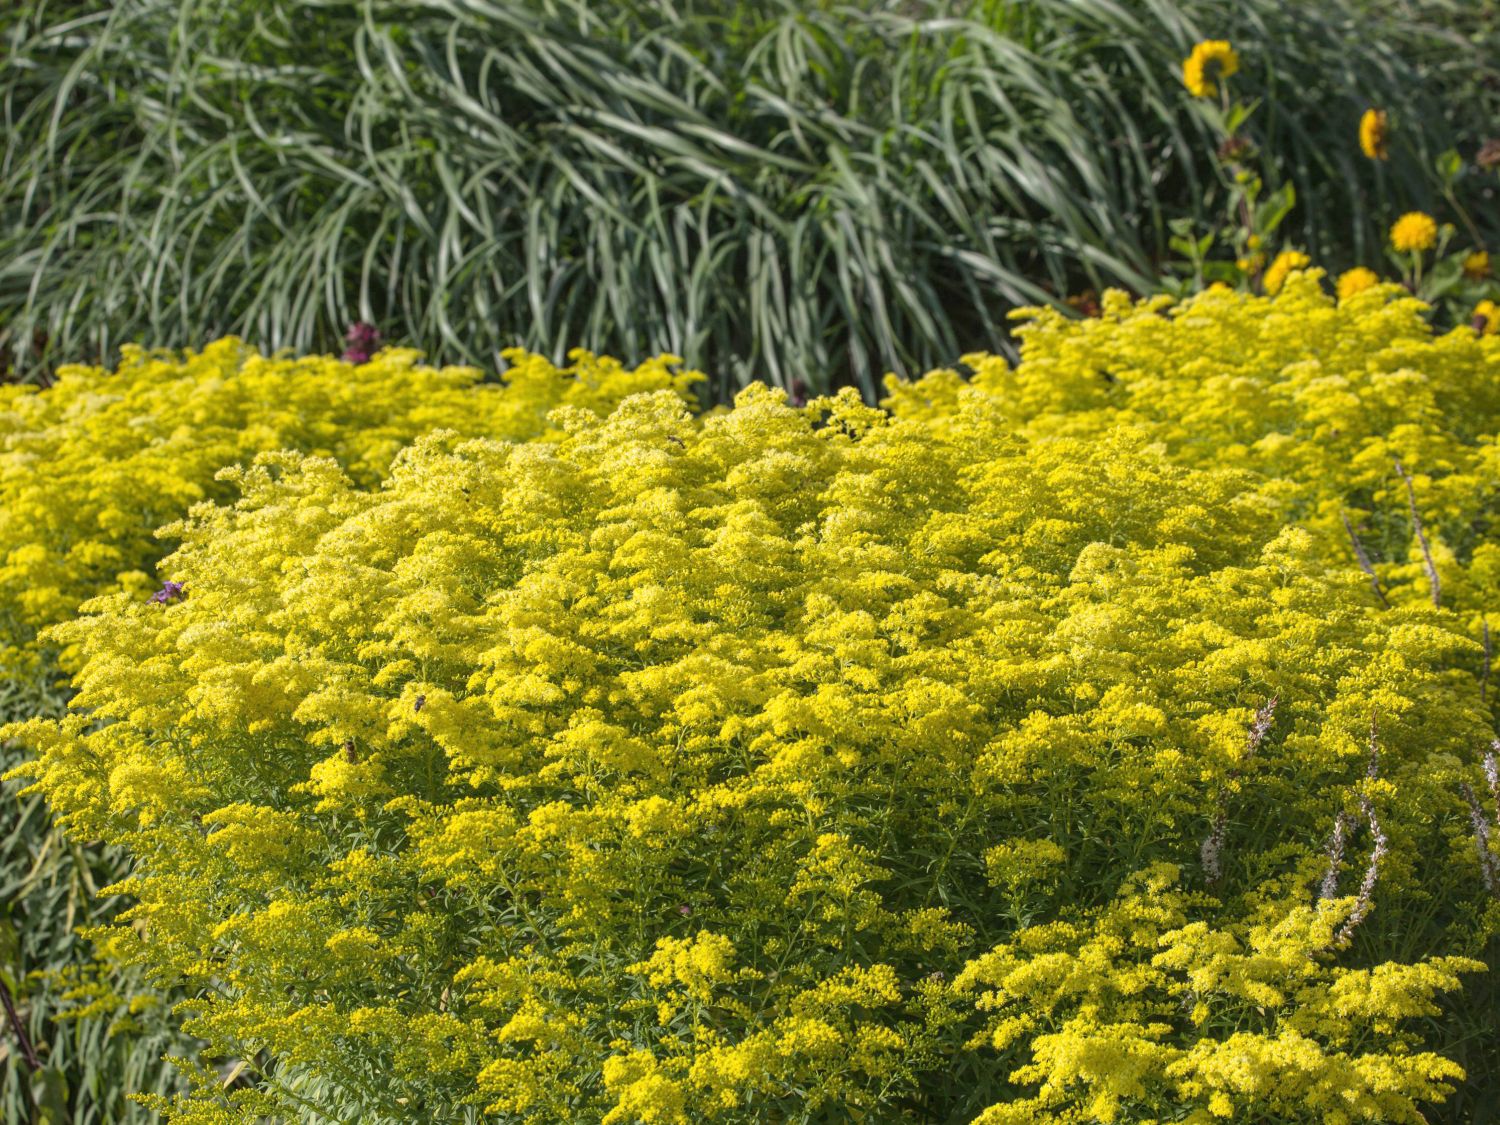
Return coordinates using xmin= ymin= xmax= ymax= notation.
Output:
xmin=1337 ymin=267 xmax=1380 ymax=300
xmin=1182 ymin=41 xmax=1239 ymax=98
xmin=1477 ymin=299 xmax=1499 ymax=335
xmin=1463 ymin=251 xmax=1490 ymax=280
xmin=1359 ymin=109 xmax=1389 ymax=160
xmin=1262 ymin=250 xmax=1311 ymax=295
xmin=1389 ymin=212 xmax=1438 ymax=254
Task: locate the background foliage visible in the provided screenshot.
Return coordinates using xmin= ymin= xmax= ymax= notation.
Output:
xmin=3 ymin=0 xmax=1497 ymax=399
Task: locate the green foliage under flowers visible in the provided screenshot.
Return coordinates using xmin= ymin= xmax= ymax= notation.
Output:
xmin=2 ymin=0 xmax=1497 ymax=398
xmin=5 ymin=278 xmax=1500 ymax=1121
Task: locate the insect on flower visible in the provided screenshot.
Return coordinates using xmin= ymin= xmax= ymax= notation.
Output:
xmin=149 ymin=580 xmax=186 ymax=604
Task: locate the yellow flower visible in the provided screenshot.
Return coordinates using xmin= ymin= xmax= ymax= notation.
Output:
xmin=1477 ymin=299 xmax=1499 ymax=335
xmin=1336 ymin=267 xmax=1380 ymax=300
xmin=1463 ymin=251 xmax=1490 ymax=280
xmin=1359 ymin=109 xmax=1389 ymax=160
xmin=1182 ymin=41 xmax=1239 ymax=98
xmin=1262 ymin=250 xmax=1310 ymax=295
xmin=1389 ymin=211 xmax=1438 ymax=254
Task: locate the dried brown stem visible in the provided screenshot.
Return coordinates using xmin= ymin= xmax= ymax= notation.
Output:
xmin=1315 ymin=811 xmax=1353 ymax=903
xmin=1483 ymin=619 xmax=1492 ymax=703
xmin=1394 ymin=460 xmax=1440 ymax=609
xmin=1341 ymin=511 xmax=1388 ymax=607
xmin=0 ymin=976 xmax=40 ymax=1072
xmin=1460 ymin=781 xmax=1500 ymax=899
xmin=1200 ymin=697 xmax=1278 ymax=885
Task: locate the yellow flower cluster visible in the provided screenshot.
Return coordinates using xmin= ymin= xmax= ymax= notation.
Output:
xmin=890 ymin=273 xmax=1500 ymax=626
xmin=0 ymin=340 xmax=701 ymax=686
xmin=9 ymin=279 xmax=1500 ymax=1121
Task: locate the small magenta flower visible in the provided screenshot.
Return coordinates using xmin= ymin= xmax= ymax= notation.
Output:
xmin=342 ymin=321 xmax=382 ymax=364
xmin=150 ymin=580 xmax=186 ymax=604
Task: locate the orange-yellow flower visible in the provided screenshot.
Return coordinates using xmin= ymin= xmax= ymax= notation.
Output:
xmin=1182 ymin=41 xmax=1239 ymax=98
xmin=1359 ymin=109 xmax=1389 ymax=160
xmin=1477 ymin=299 xmax=1499 ymax=336
xmin=1463 ymin=251 xmax=1490 ymax=280
xmin=1389 ymin=212 xmax=1438 ymax=254
xmin=1337 ymin=267 xmax=1380 ymax=300
xmin=1262 ymin=250 xmax=1311 ymax=295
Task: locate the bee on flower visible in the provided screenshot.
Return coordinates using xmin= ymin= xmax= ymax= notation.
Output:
xmin=1182 ymin=40 xmax=1239 ymax=99
xmin=1359 ymin=109 xmax=1389 ymax=160
xmin=1476 ymin=299 xmax=1499 ymax=336
xmin=149 ymin=580 xmax=186 ymax=604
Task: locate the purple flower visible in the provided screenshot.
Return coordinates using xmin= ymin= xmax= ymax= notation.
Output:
xmin=342 ymin=321 xmax=382 ymax=364
xmin=150 ymin=580 xmax=186 ymax=604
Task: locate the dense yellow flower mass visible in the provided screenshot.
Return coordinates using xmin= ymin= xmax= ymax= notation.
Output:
xmin=1389 ymin=211 xmax=1438 ymax=253
xmin=0 ymin=341 xmax=701 ymax=686
xmin=8 ymin=279 xmax=1500 ymax=1122
xmin=890 ymin=273 xmax=1500 ymax=626
xmin=1182 ymin=40 xmax=1240 ymax=98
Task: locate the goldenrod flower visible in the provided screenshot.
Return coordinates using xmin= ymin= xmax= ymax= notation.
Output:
xmin=1182 ymin=40 xmax=1239 ymax=98
xmin=1262 ymin=250 xmax=1310 ymax=295
xmin=1389 ymin=212 xmax=1438 ymax=254
xmin=1336 ymin=267 xmax=1380 ymax=300
xmin=1477 ymin=299 xmax=1499 ymax=335
xmin=1359 ymin=109 xmax=1389 ymax=160
xmin=1463 ymin=251 xmax=1490 ymax=280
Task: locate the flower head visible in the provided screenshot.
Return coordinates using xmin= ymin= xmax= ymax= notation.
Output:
xmin=1336 ymin=267 xmax=1380 ymax=301
xmin=1359 ymin=109 xmax=1389 ymax=160
xmin=342 ymin=321 xmax=382 ymax=365
xmin=1262 ymin=250 xmax=1311 ymax=296
xmin=150 ymin=580 xmax=186 ymax=605
xmin=1182 ymin=40 xmax=1239 ymax=98
xmin=1216 ymin=135 xmax=1254 ymax=164
xmin=1476 ymin=300 xmax=1499 ymax=336
xmin=1463 ymin=251 xmax=1490 ymax=281
xmin=1389 ymin=212 xmax=1438 ymax=254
